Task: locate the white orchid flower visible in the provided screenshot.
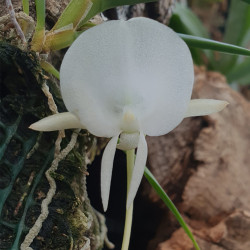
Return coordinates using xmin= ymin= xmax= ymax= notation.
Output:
xmin=30 ymin=17 xmax=228 ymax=211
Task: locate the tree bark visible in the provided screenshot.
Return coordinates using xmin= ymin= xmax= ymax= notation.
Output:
xmin=0 ymin=2 xmax=106 ymax=249
xmin=143 ymin=66 xmax=250 ymax=250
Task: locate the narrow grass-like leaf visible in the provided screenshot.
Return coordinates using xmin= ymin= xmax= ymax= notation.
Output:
xmin=216 ymin=0 xmax=250 ymax=73
xmin=51 ymin=0 xmax=93 ymax=31
xmin=40 ymin=61 xmax=60 ymax=79
xmin=22 ymin=0 xmax=29 ymax=15
xmin=33 ymin=0 xmax=45 ymax=34
xmin=169 ymin=3 xmax=212 ymax=64
xmin=227 ymin=58 xmax=250 ymax=84
xmin=31 ymin=0 xmax=45 ymax=51
xmin=179 ymin=34 xmax=250 ymax=56
xmin=46 ymin=0 xmax=156 ymax=51
xmin=170 ymin=3 xmax=209 ymax=38
xmin=223 ymin=0 xmax=250 ymax=45
xmin=43 ymin=29 xmax=77 ymax=52
xmin=78 ymin=0 xmax=156 ymax=26
xmin=144 ymin=167 xmax=200 ymax=250
xmin=77 ymin=21 xmax=96 ymax=31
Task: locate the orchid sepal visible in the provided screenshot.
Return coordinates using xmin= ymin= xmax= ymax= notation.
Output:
xmin=29 ymin=112 xmax=84 ymax=131
xmin=185 ymin=99 xmax=229 ymax=118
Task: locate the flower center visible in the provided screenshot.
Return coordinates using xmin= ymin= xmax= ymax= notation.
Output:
xmin=117 ymin=132 xmax=140 ymax=151
xmin=120 ymin=108 xmax=140 ymax=133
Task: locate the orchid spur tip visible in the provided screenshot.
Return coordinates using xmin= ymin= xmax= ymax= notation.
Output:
xmin=29 ymin=112 xmax=84 ymax=131
xmin=185 ymin=99 xmax=229 ymax=118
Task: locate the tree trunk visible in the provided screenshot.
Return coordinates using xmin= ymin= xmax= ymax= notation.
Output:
xmin=0 ymin=2 xmax=107 ymax=249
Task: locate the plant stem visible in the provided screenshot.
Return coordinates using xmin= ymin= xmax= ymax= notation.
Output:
xmin=121 ymin=149 xmax=135 ymax=250
xmin=122 ymin=203 xmax=133 ymax=250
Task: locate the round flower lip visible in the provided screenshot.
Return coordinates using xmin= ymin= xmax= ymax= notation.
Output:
xmin=60 ymin=17 xmax=194 ymax=138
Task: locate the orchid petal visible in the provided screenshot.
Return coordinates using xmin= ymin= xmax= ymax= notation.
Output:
xmin=101 ymin=135 xmax=119 ymax=211
xmin=185 ymin=99 xmax=229 ymax=118
xmin=126 ymin=132 xmax=147 ymax=209
xmin=60 ymin=17 xmax=194 ymax=137
xmin=29 ymin=112 xmax=84 ymax=131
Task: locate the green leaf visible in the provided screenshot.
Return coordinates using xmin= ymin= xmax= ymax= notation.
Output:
xmin=78 ymin=0 xmax=156 ymax=26
xmin=46 ymin=0 xmax=156 ymax=51
xmin=47 ymin=0 xmax=156 ymax=51
xmin=40 ymin=60 xmax=60 ymax=79
xmin=226 ymin=57 xmax=250 ymax=84
xmin=22 ymin=0 xmax=29 ymax=15
xmin=216 ymin=0 xmax=250 ymax=73
xmin=34 ymin=0 xmax=45 ymax=32
xmin=179 ymin=34 xmax=250 ymax=56
xmin=31 ymin=0 xmax=46 ymax=51
xmin=223 ymin=0 xmax=250 ymax=45
xmin=51 ymin=0 xmax=93 ymax=31
xmin=242 ymin=0 xmax=250 ymax=3
xmin=170 ymin=3 xmax=209 ymax=38
xmin=44 ymin=29 xmax=77 ymax=52
xmin=144 ymin=167 xmax=200 ymax=250
xmin=53 ymin=0 xmax=157 ymax=31
xmin=169 ymin=3 xmax=212 ymax=64
xmin=238 ymin=76 xmax=250 ymax=86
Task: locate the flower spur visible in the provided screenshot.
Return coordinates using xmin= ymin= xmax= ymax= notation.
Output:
xmin=30 ymin=17 xmax=228 ymax=212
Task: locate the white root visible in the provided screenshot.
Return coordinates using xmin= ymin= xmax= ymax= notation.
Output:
xmin=21 ymin=80 xmax=79 ymax=249
xmin=20 ymin=129 xmax=80 ymax=250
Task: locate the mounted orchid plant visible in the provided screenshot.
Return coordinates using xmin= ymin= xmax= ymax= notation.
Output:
xmin=30 ymin=17 xmax=228 ymax=249
xmin=4 ymin=0 xmax=247 ymax=248
xmin=2 ymin=0 xmax=250 ymax=248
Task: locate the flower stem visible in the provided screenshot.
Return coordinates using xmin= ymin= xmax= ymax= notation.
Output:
xmin=121 ymin=149 xmax=135 ymax=250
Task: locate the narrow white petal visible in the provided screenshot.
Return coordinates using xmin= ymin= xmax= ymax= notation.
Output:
xmin=29 ymin=112 xmax=84 ymax=131
xmin=185 ymin=99 xmax=229 ymax=118
xmin=126 ymin=132 xmax=148 ymax=209
xmin=101 ymin=135 xmax=119 ymax=211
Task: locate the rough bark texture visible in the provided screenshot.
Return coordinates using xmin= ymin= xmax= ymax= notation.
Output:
xmin=143 ymin=66 xmax=250 ymax=250
xmin=0 ymin=2 xmax=106 ymax=250
xmin=0 ymin=0 xmax=70 ymax=19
